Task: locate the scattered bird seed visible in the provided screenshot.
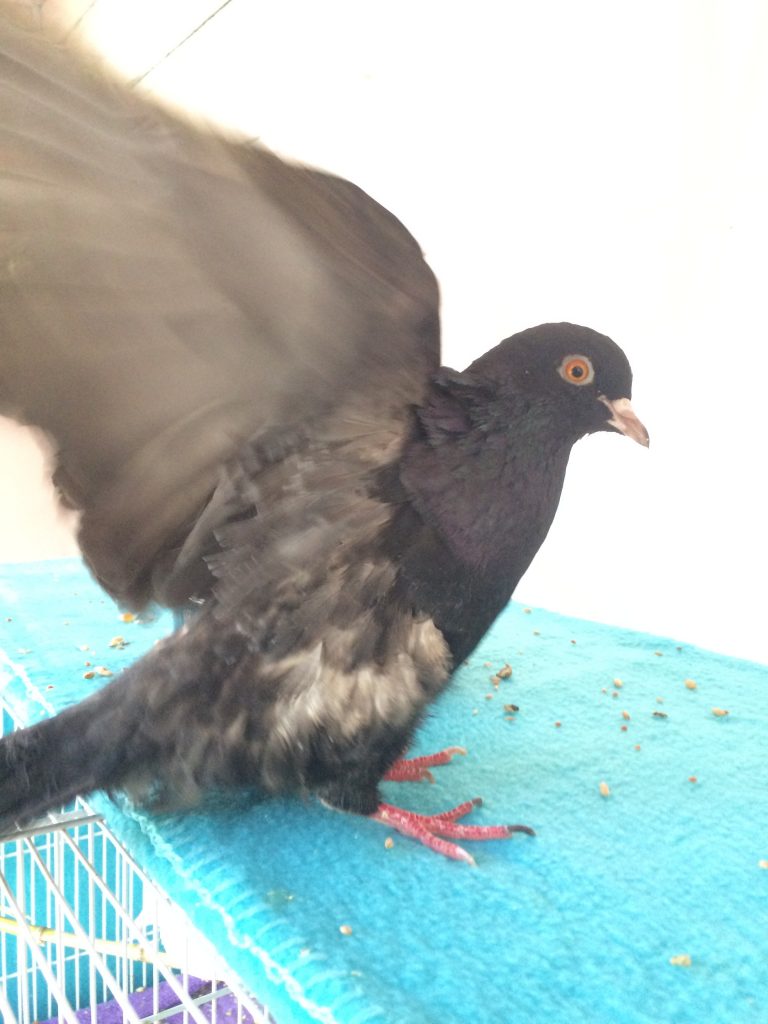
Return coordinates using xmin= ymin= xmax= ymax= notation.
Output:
xmin=669 ymin=954 xmax=692 ymax=967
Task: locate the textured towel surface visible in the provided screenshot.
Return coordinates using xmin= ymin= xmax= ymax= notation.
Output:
xmin=1 ymin=559 xmax=766 ymax=1024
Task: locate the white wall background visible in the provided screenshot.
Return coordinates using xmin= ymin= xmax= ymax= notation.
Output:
xmin=2 ymin=0 xmax=766 ymax=663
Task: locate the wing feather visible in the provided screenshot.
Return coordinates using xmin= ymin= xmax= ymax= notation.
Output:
xmin=0 ymin=9 xmax=440 ymax=605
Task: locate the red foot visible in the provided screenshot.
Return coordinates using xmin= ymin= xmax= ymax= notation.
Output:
xmin=373 ymin=800 xmax=534 ymax=865
xmin=376 ymin=746 xmax=534 ymax=863
xmin=383 ymin=746 xmax=467 ymax=783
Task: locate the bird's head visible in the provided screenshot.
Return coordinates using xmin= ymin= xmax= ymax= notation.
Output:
xmin=467 ymin=323 xmax=649 ymax=448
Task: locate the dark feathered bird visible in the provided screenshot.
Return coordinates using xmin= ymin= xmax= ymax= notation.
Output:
xmin=0 ymin=8 xmax=648 ymax=860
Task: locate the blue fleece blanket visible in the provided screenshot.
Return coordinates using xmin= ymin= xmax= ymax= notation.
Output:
xmin=1 ymin=559 xmax=766 ymax=1024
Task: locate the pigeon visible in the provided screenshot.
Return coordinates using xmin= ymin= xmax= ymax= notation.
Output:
xmin=0 ymin=8 xmax=648 ymax=861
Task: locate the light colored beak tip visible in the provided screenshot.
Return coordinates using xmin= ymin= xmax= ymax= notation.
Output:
xmin=623 ymin=423 xmax=650 ymax=448
xmin=630 ymin=420 xmax=651 ymax=448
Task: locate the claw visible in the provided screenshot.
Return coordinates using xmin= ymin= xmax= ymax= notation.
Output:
xmin=373 ymin=802 xmax=535 ymax=863
xmin=376 ymin=745 xmax=534 ymax=861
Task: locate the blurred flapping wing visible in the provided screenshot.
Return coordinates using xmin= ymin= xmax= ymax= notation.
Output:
xmin=0 ymin=10 xmax=440 ymax=606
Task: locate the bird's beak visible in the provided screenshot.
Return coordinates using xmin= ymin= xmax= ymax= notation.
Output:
xmin=599 ymin=396 xmax=650 ymax=447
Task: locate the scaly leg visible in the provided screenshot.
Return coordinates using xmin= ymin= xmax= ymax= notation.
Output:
xmin=375 ymin=747 xmax=534 ymax=864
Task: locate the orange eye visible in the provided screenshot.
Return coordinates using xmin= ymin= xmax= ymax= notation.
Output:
xmin=558 ymin=355 xmax=595 ymax=386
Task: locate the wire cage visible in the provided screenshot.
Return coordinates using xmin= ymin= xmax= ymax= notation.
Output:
xmin=0 ymin=704 xmax=273 ymax=1024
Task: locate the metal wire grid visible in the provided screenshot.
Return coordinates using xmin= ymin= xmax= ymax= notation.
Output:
xmin=0 ymin=705 xmax=272 ymax=1024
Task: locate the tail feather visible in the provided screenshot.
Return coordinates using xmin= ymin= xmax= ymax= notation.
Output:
xmin=0 ymin=620 xmax=248 ymax=834
xmin=0 ymin=680 xmax=149 ymax=833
